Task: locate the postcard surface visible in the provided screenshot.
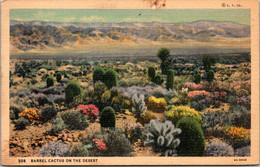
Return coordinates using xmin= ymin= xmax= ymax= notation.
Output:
xmin=1 ymin=0 xmax=259 ymax=165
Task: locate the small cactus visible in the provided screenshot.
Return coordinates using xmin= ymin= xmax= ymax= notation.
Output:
xmin=132 ymin=94 xmax=147 ymax=119
xmin=144 ymin=120 xmax=181 ymax=154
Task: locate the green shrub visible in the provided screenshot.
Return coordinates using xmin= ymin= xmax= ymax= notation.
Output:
xmin=65 ymin=81 xmax=81 ymax=103
xmin=160 ymin=60 xmax=170 ymax=74
xmin=166 ymin=69 xmax=174 ymax=90
xmin=46 ymin=76 xmax=54 ymax=88
xmin=176 ymin=117 xmax=205 ymax=156
xmin=10 ymin=110 xmax=16 ymax=120
xmin=104 ymin=69 xmax=118 ymax=89
xmin=144 ymin=120 xmax=181 ymax=154
xmin=47 ymin=116 xmax=66 ymax=135
xmin=207 ymin=70 xmax=215 ymax=83
xmin=56 ymin=72 xmax=62 ymax=82
xmin=148 ymin=66 xmax=156 ymax=80
xmin=93 ymin=66 xmax=105 ymax=83
xmin=153 ymin=74 xmax=164 ymax=85
xmin=157 ymin=48 xmax=170 ymax=62
xmin=136 ymin=110 xmax=157 ymax=125
xmin=94 ymin=82 xmax=108 ymax=102
xmin=202 ymin=55 xmax=216 ymax=72
xmin=100 ymin=106 xmax=116 ymax=128
xmin=194 ymin=73 xmax=201 ymax=84
xmin=38 ymin=142 xmax=70 ymax=157
xmin=61 ymin=110 xmax=89 ymax=130
xmin=83 ymin=129 xmax=133 ymax=156
xmin=40 ymin=105 xmax=57 ymax=123
xmin=13 ymin=117 xmax=30 ymax=130
xmin=69 ymin=144 xmax=90 ymax=157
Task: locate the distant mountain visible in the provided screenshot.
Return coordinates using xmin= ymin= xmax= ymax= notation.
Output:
xmin=10 ymin=20 xmax=250 ymax=52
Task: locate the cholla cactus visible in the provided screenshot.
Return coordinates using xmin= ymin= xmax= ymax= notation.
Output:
xmin=144 ymin=120 xmax=181 ymax=154
xmin=132 ymin=94 xmax=147 ymax=118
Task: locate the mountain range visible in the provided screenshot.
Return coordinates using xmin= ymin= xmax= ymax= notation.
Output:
xmin=10 ymin=20 xmax=250 ymax=53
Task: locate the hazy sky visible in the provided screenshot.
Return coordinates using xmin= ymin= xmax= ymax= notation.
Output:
xmin=10 ymin=9 xmax=250 ymax=25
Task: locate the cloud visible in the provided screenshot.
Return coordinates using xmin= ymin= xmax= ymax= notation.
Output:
xmin=33 ymin=11 xmax=56 ymax=19
xmin=63 ymin=17 xmax=77 ymax=22
xmin=80 ymin=16 xmax=105 ymax=22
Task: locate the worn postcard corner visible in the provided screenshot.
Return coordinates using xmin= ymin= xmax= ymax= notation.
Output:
xmin=1 ymin=0 xmax=259 ymax=165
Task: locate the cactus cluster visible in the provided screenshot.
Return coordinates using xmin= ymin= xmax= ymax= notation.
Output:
xmin=144 ymin=120 xmax=181 ymax=153
xmin=132 ymin=94 xmax=147 ymax=119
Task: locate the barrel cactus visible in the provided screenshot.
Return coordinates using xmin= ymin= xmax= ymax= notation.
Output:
xmin=144 ymin=120 xmax=181 ymax=154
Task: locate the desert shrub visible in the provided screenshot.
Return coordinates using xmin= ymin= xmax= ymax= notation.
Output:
xmin=46 ymin=76 xmax=54 ymax=88
xmin=60 ymin=78 xmax=70 ymax=84
xmin=194 ymin=73 xmax=201 ymax=84
xmin=160 ymin=60 xmax=170 ymax=75
xmin=144 ymin=120 xmax=181 ymax=154
xmin=40 ymin=105 xmax=57 ymax=122
xmin=205 ymin=139 xmax=234 ymax=157
xmin=166 ymin=69 xmax=174 ymax=90
xmin=82 ymin=129 xmax=133 ymax=156
xmin=93 ymin=66 xmax=105 ymax=83
xmin=100 ymin=106 xmax=116 ymax=128
xmin=60 ymin=110 xmax=89 ymax=130
xmin=123 ymin=121 xmax=145 ymax=143
xmin=237 ymin=96 xmax=251 ymax=109
xmin=176 ymin=117 xmax=205 ymax=156
xmin=31 ymin=79 xmax=38 ymax=85
xmin=146 ymin=96 xmax=167 ymax=113
xmin=236 ymin=89 xmax=249 ymax=97
xmin=76 ymin=104 xmax=99 ymax=122
xmin=19 ymin=108 xmax=39 ymax=121
xmin=230 ymin=105 xmax=250 ymax=129
xmin=157 ymin=48 xmax=170 ymax=62
xmin=235 ymin=146 xmax=250 ymax=156
xmin=148 ymin=66 xmax=156 ymax=80
xmin=225 ymin=126 xmax=250 ymax=148
xmin=10 ymin=104 xmax=25 ymax=119
xmin=132 ymin=94 xmax=147 ymax=119
xmin=202 ymin=55 xmax=216 ymax=72
xmin=65 ymin=81 xmax=81 ymax=104
xmin=47 ymin=116 xmax=66 ymax=135
xmin=137 ymin=110 xmax=157 ymax=125
xmin=93 ymin=82 xmax=108 ymax=104
xmin=201 ymin=110 xmax=231 ymax=137
xmin=56 ymin=72 xmax=62 ymax=82
xmin=38 ymin=142 xmax=70 ymax=157
xmin=190 ymin=96 xmax=213 ymax=111
xmin=166 ymin=106 xmax=201 ymax=125
xmin=13 ymin=117 xmax=30 ymax=130
xmin=207 ymin=70 xmax=215 ymax=83
xmin=10 ymin=110 xmax=16 ymax=120
xmin=111 ymin=94 xmax=131 ymax=113
xmin=69 ymin=144 xmax=90 ymax=157
xmin=153 ymin=74 xmax=164 ymax=85
xmin=188 ymin=90 xmax=210 ymax=99
xmin=104 ymin=68 xmax=118 ymax=89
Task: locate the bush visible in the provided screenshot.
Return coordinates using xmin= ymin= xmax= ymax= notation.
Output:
xmin=166 ymin=69 xmax=174 ymax=90
xmin=69 ymin=144 xmax=90 ymax=157
xmin=40 ymin=105 xmax=57 ymax=122
xmin=132 ymin=94 xmax=147 ymax=119
xmin=83 ymin=129 xmax=133 ymax=156
xmin=47 ymin=116 xmax=66 ymax=135
xmin=225 ymin=126 xmax=250 ymax=148
xmin=144 ymin=120 xmax=181 ymax=154
xmin=231 ymin=105 xmax=251 ymax=129
xmin=207 ymin=70 xmax=215 ymax=83
xmin=160 ymin=60 xmax=170 ymax=75
xmin=19 ymin=108 xmax=40 ymax=121
xmin=194 ymin=73 xmax=201 ymax=84
xmin=123 ymin=121 xmax=145 ymax=143
xmin=10 ymin=104 xmax=25 ymax=119
xmin=148 ymin=66 xmax=156 ymax=80
xmin=38 ymin=142 xmax=70 ymax=157
xmin=166 ymin=106 xmax=201 ymax=125
xmin=61 ymin=110 xmax=89 ymax=130
xmin=157 ymin=48 xmax=170 ymax=62
xmin=76 ymin=104 xmax=99 ymax=122
xmin=104 ymin=68 xmax=118 ymax=89
xmin=93 ymin=66 xmax=105 ymax=83
xmin=153 ymin=74 xmax=164 ymax=85
xmin=65 ymin=81 xmax=81 ymax=103
xmin=93 ymin=82 xmax=108 ymax=104
xmin=13 ymin=117 xmax=30 ymax=130
xmin=137 ymin=110 xmax=157 ymax=125
xmin=146 ymin=96 xmax=167 ymax=113
xmin=100 ymin=106 xmax=116 ymax=128
xmin=10 ymin=110 xmax=16 ymax=120
xmin=56 ymin=72 xmax=62 ymax=82
xmin=46 ymin=76 xmax=54 ymax=88
xmin=235 ymin=146 xmax=250 ymax=156
xmin=205 ymin=139 xmax=234 ymax=156
xmin=176 ymin=117 xmax=205 ymax=156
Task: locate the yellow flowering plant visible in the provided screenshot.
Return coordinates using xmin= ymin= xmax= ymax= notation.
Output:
xmin=225 ymin=126 xmax=250 ymax=148
xmin=19 ymin=108 xmax=40 ymax=121
xmin=166 ymin=106 xmax=201 ymax=124
xmin=146 ymin=96 xmax=167 ymax=113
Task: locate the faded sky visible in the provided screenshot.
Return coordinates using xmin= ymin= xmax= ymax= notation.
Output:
xmin=10 ymin=9 xmax=250 ymax=25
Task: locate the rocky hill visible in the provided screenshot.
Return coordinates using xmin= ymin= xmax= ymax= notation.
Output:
xmin=10 ymin=20 xmax=250 ymax=53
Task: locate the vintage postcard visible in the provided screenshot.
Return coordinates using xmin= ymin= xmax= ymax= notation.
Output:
xmin=1 ymin=0 xmax=259 ymax=165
